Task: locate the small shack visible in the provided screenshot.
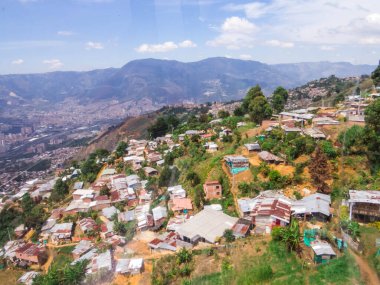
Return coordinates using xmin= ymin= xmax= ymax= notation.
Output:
xmin=244 ymin=143 xmax=261 ymax=153
xmin=224 ymin=155 xmax=249 ymax=174
xmin=258 ymin=151 xmax=284 ymax=164
xmin=232 ymin=218 xmax=252 ymax=238
xmin=115 ymin=258 xmax=144 ymax=275
xmin=143 ymin=167 xmax=158 ymax=177
xmin=310 ymin=240 xmax=336 ymax=264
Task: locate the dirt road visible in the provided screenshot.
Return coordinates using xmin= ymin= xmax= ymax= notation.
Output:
xmin=350 ymin=249 xmax=380 ymax=285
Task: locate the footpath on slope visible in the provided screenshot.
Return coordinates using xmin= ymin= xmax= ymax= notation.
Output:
xmin=349 ymin=249 xmax=380 ymax=285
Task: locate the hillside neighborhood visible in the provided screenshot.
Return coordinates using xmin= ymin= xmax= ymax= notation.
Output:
xmin=0 ymin=71 xmax=380 ymax=285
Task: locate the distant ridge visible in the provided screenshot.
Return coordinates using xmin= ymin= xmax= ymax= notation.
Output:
xmin=0 ymin=57 xmax=375 ymax=106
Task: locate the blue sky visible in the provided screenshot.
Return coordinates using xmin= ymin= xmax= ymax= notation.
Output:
xmin=1 ymin=0 xmax=380 ymax=74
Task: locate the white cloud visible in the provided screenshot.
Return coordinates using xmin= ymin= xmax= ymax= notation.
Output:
xmin=135 ymin=40 xmax=197 ymax=53
xmin=239 ymin=54 xmax=253 ymax=60
xmin=85 ymin=41 xmax=104 ymax=50
xmin=223 ymin=1 xmax=380 ymax=46
xmin=11 ymin=59 xmax=24 ymax=65
xmin=178 ymin=40 xmax=197 ymax=48
xmin=207 ymin=17 xmax=258 ymax=49
xmin=265 ymin=40 xmax=294 ymax=48
xmin=57 ymin=31 xmax=75 ymax=36
xmin=360 ymin=37 xmax=380 ymax=45
xmin=136 ymin=42 xmax=178 ymax=53
xmin=223 ymin=2 xmax=267 ymax=19
xmin=43 ymin=59 xmax=63 ymax=69
xmin=366 ymin=13 xmax=380 ymax=24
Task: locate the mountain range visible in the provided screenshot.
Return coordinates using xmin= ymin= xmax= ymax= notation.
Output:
xmin=0 ymin=57 xmax=375 ymax=107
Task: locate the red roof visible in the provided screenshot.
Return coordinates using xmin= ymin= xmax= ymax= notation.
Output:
xmin=149 ymin=238 xmax=162 ymax=246
xmin=201 ymin=134 xmax=213 ymax=138
xmin=16 ymin=243 xmax=43 ymax=256
xmin=110 ymin=191 xmax=120 ymax=202
xmin=204 ymin=180 xmax=220 ymax=186
xmin=100 ymin=224 xmax=108 ymax=232
xmin=96 ymin=195 xmax=109 ymax=201
xmin=251 ymin=197 xmax=291 ymax=222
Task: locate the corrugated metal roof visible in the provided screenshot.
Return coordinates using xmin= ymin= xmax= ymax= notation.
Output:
xmin=152 ymin=206 xmax=168 ymax=221
xmin=176 ymin=208 xmax=238 ymax=243
xmin=292 ymin=193 xmax=331 ymax=216
xmin=311 ymin=240 xmax=336 ymax=256
xmin=348 ymin=190 xmax=380 ymax=205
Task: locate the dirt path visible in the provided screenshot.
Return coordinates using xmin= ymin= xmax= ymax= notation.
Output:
xmin=46 ymin=242 xmax=78 ymax=248
xmin=350 ymin=249 xmax=380 ymax=285
xmin=42 ymin=247 xmax=56 ymax=272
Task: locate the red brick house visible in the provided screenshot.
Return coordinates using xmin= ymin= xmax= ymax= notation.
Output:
xmin=203 ymin=181 xmax=222 ymax=200
xmin=15 ymin=243 xmax=47 ymax=265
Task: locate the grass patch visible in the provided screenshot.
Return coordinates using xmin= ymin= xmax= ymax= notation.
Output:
xmin=183 ymin=272 xmax=222 ymax=285
xmin=56 ymin=245 xmax=75 ymax=255
xmin=51 ymin=248 xmax=74 ymax=269
xmin=186 ymin=241 xmax=306 ymax=285
xmin=309 ymin=254 xmax=362 ymax=285
xmin=186 ymin=241 xmax=364 ymax=285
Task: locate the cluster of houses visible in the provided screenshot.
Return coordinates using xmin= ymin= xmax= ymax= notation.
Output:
xmin=3 ymin=101 xmax=380 ymax=284
xmin=238 ymin=191 xmax=332 ymax=234
xmin=70 ymin=241 xmax=144 ymax=278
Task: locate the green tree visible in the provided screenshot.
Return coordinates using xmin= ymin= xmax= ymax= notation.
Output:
xmin=282 ymin=219 xmax=301 ymax=252
xmin=24 ymin=204 xmax=46 ymax=230
xmin=249 ymin=96 xmax=273 ymax=124
xmin=319 ymin=140 xmax=337 ymax=159
xmin=272 ymin=220 xmax=301 ymax=252
xmin=271 ymin=86 xmax=289 ymax=114
xmin=21 ymin=193 xmax=34 ymax=214
xmin=338 ymin=125 xmax=365 ymax=154
xmin=159 ymin=166 xmax=180 ymax=187
xmin=33 ymin=260 xmax=88 ymax=285
xmin=115 ymin=141 xmax=128 ymax=158
xmin=234 ymin=106 xmax=245 ymax=116
xmin=242 ymin=85 xmax=265 ymax=111
xmin=186 ymin=171 xmax=200 ymax=187
xmin=148 ymin=114 xmax=180 ymax=138
xmin=223 ymin=229 xmax=235 ymax=243
xmin=80 ymin=154 xmax=101 ymax=183
xmin=95 ymin=148 xmax=109 ymax=159
xmin=347 ymin=221 xmax=360 ymax=241
xmin=371 ymin=64 xmax=380 ymax=86
xmin=177 ymin=247 xmax=192 ymax=265
xmin=364 ymin=99 xmax=380 ymax=171
xmin=99 ymin=185 xmax=111 ymax=197
xmin=218 ymin=110 xmax=230 ymax=119
xmin=193 ymin=184 xmax=205 ymax=209
xmin=51 ymin=179 xmax=69 ymax=202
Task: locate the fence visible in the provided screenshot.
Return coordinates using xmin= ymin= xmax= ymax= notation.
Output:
xmin=341 ymin=229 xmax=362 ymax=253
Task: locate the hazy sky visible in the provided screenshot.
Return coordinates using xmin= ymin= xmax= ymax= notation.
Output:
xmin=1 ymin=0 xmax=380 ymax=74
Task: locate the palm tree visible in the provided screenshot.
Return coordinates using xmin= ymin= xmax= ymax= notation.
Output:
xmin=348 ymin=221 xmax=360 ymax=241
xmin=282 ymin=219 xmax=301 ymax=252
